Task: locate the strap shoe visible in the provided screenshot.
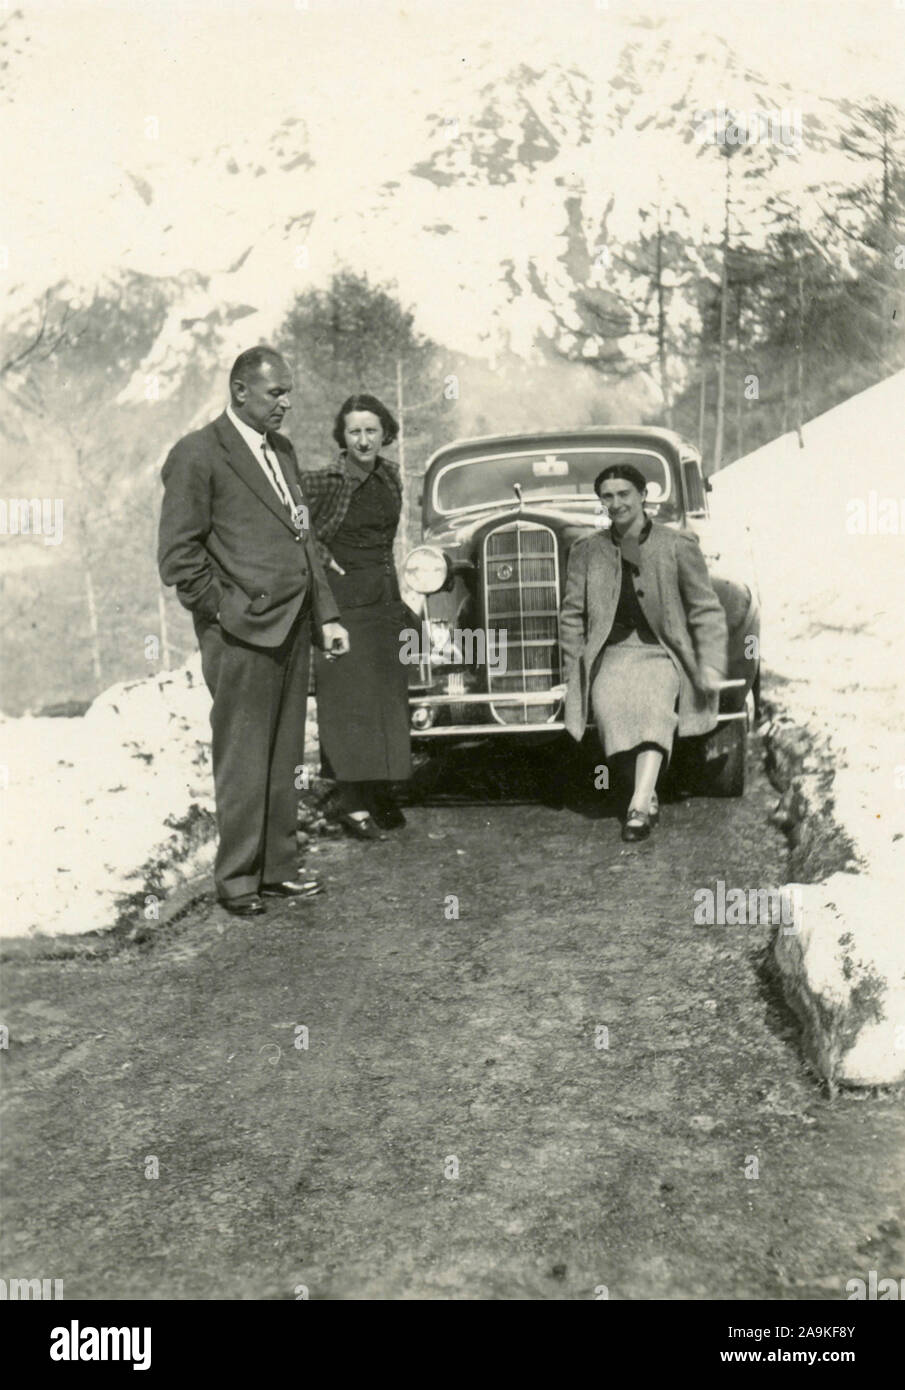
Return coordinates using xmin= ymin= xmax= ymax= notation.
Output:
xmin=337 ymin=812 xmax=386 ymax=841
xmin=621 ymin=807 xmax=652 ymax=842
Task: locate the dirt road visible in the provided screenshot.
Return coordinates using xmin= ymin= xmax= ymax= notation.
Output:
xmin=2 ymin=741 xmax=903 ymax=1300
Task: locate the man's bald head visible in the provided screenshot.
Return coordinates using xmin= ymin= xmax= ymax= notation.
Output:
xmin=229 ymin=347 xmax=293 ymax=434
xmin=229 ymin=346 xmax=289 ymax=388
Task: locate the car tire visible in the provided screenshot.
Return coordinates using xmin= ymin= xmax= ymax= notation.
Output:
xmin=696 ymin=718 xmax=746 ymax=798
xmin=751 ymin=663 xmax=762 ymax=721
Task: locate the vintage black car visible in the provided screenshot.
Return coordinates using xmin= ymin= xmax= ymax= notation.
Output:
xmin=399 ymin=428 xmax=760 ymax=795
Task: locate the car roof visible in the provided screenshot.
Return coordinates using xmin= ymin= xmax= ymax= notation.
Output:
xmin=424 ymin=427 xmax=693 ymax=471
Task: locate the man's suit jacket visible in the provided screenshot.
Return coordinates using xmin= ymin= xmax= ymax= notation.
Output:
xmin=559 ymin=521 xmax=728 ymax=742
xmin=158 ymin=412 xmax=340 ymax=647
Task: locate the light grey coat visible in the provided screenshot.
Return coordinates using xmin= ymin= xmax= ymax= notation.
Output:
xmin=560 ymin=522 xmax=728 ymax=743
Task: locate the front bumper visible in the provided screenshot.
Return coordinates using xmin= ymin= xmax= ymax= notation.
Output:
xmin=409 ymin=688 xmax=565 ymax=737
xmin=407 ymin=680 xmax=750 ymax=739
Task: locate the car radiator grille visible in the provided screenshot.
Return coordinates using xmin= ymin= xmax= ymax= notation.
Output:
xmin=483 ymin=521 xmax=562 ymax=725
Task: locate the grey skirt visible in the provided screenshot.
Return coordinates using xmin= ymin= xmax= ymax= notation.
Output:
xmin=591 ymin=630 xmax=680 ymax=758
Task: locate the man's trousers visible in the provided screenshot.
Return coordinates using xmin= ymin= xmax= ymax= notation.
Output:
xmin=196 ymin=610 xmax=311 ymax=901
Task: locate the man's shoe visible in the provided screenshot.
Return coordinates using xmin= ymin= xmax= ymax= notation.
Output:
xmin=219 ymin=894 xmax=266 ymax=917
xmin=296 ymin=867 xmax=327 ymax=892
xmin=621 ymin=808 xmax=652 ymax=843
xmin=261 ymin=877 xmax=324 ymax=898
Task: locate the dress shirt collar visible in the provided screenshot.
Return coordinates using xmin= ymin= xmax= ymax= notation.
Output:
xmin=227 ymin=403 xmax=271 ymax=459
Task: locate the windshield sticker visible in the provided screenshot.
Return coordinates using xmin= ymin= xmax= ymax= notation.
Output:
xmin=532 ymin=455 xmax=570 ymax=476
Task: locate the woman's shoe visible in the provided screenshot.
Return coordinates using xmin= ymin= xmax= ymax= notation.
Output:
xmin=337 ymin=811 xmax=386 ymax=841
xmin=621 ymin=806 xmax=652 ymax=842
xmin=371 ymin=796 xmax=406 ymax=830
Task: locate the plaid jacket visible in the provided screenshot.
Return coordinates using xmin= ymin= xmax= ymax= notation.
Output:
xmin=299 ymin=453 xmax=403 ymax=567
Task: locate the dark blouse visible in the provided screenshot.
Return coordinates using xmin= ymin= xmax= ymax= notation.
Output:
xmin=606 ymin=518 xmax=658 ymax=645
xmin=329 ymin=462 xmax=400 ymax=572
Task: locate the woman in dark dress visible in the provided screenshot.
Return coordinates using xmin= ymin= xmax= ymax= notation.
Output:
xmin=301 ymin=394 xmax=412 ymax=838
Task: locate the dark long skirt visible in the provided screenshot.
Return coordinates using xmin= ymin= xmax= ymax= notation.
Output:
xmin=314 ymin=597 xmax=412 ymax=782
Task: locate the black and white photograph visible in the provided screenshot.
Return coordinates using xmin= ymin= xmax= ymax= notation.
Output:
xmin=1 ymin=0 xmax=903 ymax=1340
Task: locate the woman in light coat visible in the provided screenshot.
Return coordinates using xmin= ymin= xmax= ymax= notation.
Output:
xmin=560 ymin=465 xmax=728 ymax=841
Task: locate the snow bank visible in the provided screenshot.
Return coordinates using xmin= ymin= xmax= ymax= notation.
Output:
xmin=777 ymin=875 xmax=905 ymax=1088
xmin=1 ymin=659 xmax=216 ymax=939
xmin=1 ymin=656 xmax=325 ymax=940
xmin=711 ymin=369 xmax=905 ymax=1084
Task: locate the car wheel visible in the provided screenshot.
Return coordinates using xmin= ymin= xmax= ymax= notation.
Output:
xmin=751 ymin=663 xmax=762 ymax=721
xmin=697 ymin=718 xmax=747 ymax=798
xmin=409 ymin=747 xmax=449 ymax=800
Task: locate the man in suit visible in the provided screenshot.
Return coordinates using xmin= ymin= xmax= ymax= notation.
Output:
xmin=158 ymin=348 xmax=350 ymax=916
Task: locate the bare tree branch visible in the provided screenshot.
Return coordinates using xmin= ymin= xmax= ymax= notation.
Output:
xmin=0 ymin=294 xmax=73 ymax=378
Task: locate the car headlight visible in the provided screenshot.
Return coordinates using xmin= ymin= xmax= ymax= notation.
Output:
xmin=402 ymin=545 xmax=449 ymax=595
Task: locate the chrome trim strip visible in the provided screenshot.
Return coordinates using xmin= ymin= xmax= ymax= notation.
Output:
xmin=411 ymin=691 xmax=565 ymax=707
xmin=413 ymin=722 xmax=567 ymax=738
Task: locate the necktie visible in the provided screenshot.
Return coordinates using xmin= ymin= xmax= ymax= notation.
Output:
xmin=260 ymin=438 xmax=294 ymax=512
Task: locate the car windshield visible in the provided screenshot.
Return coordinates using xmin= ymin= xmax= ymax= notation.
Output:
xmin=432 ymin=447 xmax=675 ymax=516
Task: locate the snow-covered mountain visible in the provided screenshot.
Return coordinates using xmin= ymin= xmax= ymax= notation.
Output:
xmin=2 ymin=1 xmax=884 ymax=405
xmin=0 ymin=1 xmax=901 ymax=713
